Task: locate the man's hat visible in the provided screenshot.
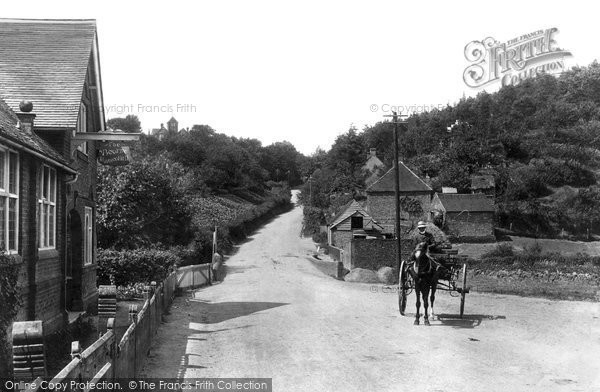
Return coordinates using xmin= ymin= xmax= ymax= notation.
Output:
xmin=417 ymin=221 xmax=427 ymax=229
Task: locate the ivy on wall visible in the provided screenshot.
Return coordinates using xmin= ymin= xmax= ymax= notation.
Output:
xmin=0 ymin=252 xmax=20 ymax=377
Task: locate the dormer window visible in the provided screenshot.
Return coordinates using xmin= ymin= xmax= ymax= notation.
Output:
xmin=77 ymin=103 xmax=87 ymax=154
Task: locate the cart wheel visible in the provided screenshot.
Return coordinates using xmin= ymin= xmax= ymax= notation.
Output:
xmin=460 ymin=263 xmax=467 ymax=318
xmin=399 ymin=260 xmax=408 ymax=315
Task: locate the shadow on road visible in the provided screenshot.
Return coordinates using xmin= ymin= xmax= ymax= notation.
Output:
xmin=434 ymin=313 xmax=507 ymax=329
xmin=186 ymin=299 xmax=289 ymax=324
xmin=221 ymin=264 xmax=257 ymax=279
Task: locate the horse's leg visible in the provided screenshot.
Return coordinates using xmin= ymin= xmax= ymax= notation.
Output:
xmin=414 ymin=281 xmax=421 ymax=325
xmin=430 ymin=275 xmax=437 ymax=321
xmin=423 ymin=285 xmax=430 ymax=326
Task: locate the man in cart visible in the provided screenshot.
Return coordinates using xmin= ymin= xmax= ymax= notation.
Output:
xmin=414 ymin=220 xmax=452 ymax=275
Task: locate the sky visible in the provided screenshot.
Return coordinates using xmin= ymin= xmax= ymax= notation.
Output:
xmin=2 ymin=1 xmax=599 ymax=154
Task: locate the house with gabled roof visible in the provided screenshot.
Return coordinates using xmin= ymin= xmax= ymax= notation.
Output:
xmin=0 ymin=18 xmax=106 ymax=332
xmin=365 ymin=161 xmax=433 ymax=234
xmin=327 ymin=200 xmax=384 ymax=248
xmin=430 ymin=193 xmax=495 ymax=241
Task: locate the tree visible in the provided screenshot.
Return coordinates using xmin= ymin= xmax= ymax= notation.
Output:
xmin=97 ymin=156 xmax=193 ymax=249
xmin=106 ymin=114 xmax=142 ymax=133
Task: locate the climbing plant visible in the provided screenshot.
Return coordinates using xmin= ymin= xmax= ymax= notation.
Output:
xmin=0 ymin=252 xmax=20 ymax=377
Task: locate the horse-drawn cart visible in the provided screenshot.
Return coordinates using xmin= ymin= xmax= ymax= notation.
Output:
xmin=398 ymin=248 xmax=470 ymax=319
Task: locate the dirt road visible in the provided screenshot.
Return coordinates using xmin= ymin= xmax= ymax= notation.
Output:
xmin=141 ymin=194 xmax=600 ymax=392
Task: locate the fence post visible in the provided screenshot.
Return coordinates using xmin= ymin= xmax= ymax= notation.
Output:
xmin=98 ymin=285 xmax=117 ymax=337
xmin=128 ymin=305 xmax=138 ymax=376
xmin=71 ymin=341 xmax=81 ymax=360
xmin=128 ymin=305 xmax=138 ymax=324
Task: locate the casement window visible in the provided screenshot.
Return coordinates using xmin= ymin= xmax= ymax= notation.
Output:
xmin=38 ymin=165 xmax=56 ymax=249
xmin=84 ymin=206 xmax=93 ymax=265
xmin=76 ymin=103 xmax=88 ymax=154
xmin=0 ymin=148 xmax=19 ymax=252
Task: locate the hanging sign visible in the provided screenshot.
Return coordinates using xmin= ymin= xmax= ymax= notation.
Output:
xmin=97 ymin=141 xmax=130 ymax=166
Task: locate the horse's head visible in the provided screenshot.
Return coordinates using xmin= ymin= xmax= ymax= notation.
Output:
xmin=412 ymin=242 xmax=431 ymax=275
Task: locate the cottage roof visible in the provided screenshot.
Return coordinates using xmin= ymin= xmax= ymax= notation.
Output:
xmin=471 ymin=174 xmax=495 ymax=190
xmin=0 ymin=98 xmax=73 ymax=169
xmin=435 ymin=193 xmax=494 ymax=212
xmin=329 ymin=200 xmax=374 ymax=229
xmin=0 ymin=19 xmax=99 ymax=129
xmin=362 ymin=154 xmax=384 ymax=172
xmin=366 ymin=161 xmax=432 ymax=193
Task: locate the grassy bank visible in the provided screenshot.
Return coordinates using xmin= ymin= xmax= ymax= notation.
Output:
xmin=463 ymin=243 xmax=600 ymax=301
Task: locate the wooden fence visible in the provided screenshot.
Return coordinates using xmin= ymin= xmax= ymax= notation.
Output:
xmin=27 ymin=270 xmax=182 ymax=390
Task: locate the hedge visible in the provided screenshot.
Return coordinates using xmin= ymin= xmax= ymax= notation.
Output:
xmin=97 ymin=248 xmax=182 ymax=287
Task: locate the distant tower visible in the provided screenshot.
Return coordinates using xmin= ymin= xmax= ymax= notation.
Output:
xmin=167 ymin=117 xmax=178 ymax=133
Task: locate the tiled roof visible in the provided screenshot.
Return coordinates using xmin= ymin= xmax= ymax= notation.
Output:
xmin=0 ymin=19 xmax=97 ymax=129
xmin=0 ymin=98 xmax=71 ymax=168
xmin=330 ymin=200 xmax=370 ymax=228
xmin=435 ymin=193 xmax=494 ymax=212
xmin=366 ymin=161 xmax=432 ymax=193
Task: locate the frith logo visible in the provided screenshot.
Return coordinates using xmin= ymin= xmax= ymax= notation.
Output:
xmin=463 ymin=28 xmax=572 ymax=88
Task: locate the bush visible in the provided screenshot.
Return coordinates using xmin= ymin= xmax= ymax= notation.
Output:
xmin=97 ymin=248 xmax=182 ymax=287
xmin=482 ymin=243 xmax=515 ymax=259
xmin=312 ymin=232 xmax=328 ymax=245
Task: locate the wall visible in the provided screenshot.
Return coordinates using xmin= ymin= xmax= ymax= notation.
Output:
xmin=349 ymin=238 xmax=414 ymax=271
xmin=366 ymin=192 xmax=432 ymax=226
xmin=70 ymin=69 xmax=100 ymax=314
xmin=15 ymin=153 xmax=67 ymax=334
xmin=326 ymin=245 xmax=341 ymax=261
xmin=331 ymin=230 xmax=353 ymax=248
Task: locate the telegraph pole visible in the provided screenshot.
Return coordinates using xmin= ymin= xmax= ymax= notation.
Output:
xmin=385 ymin=111 xmax=408 ymax=310
xmin=392 ymin=112 xmax=402 ymax=273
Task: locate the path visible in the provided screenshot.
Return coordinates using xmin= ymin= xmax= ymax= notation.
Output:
xmin=141 ymin=193 xmax=600 ymax=392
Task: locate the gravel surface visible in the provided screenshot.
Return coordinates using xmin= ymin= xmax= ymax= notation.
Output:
xmin=140 ymin=193 xmax=600 ymax=391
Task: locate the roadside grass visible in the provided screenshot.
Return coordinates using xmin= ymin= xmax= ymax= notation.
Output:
xmin=468 ymin=273 xmax=600 ymax=301
xmin=463 ymin=242 xmax=600 ymax=301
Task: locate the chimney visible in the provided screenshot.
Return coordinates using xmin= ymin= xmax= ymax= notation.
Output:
xmin=16 ymin=100 xmax=35 ymax=133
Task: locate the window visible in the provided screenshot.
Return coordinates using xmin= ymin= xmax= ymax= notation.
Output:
xmin=351 ymin=216 xmax=363 ymax=229
xmin=0 ymin=148 xmax=19 ymax=252
xmin=77 ymin=103 xmax=87 ymax=154
xmin=38 ymin=165 xmax=56 ymax=249
xmin=84 ymin=207 xmax=93 ymax=265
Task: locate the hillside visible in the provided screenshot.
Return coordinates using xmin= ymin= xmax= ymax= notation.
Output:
xmin=301 ymin=61 xmax=600 ymax=238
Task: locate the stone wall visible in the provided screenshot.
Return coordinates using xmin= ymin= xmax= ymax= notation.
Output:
xmin=349 ymin=238 xmax=414 ymax=271
xmin=331 ymin=230 xmax=353 ymax=248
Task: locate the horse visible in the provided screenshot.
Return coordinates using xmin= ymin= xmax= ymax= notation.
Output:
xmin=407 ymin=242 xmax=440 ymax=325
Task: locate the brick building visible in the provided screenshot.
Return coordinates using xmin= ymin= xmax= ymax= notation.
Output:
xmin=0 ymin=19 xmax=105 ymax=332
xmin=430 ymin=193 xmax=495 ymax=241
xmin=365 ymin=161 xmax=433 ymax=234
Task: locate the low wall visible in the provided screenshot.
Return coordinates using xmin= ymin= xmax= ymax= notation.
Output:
xmin=326 ymin=245 xmax=342 ymax=261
